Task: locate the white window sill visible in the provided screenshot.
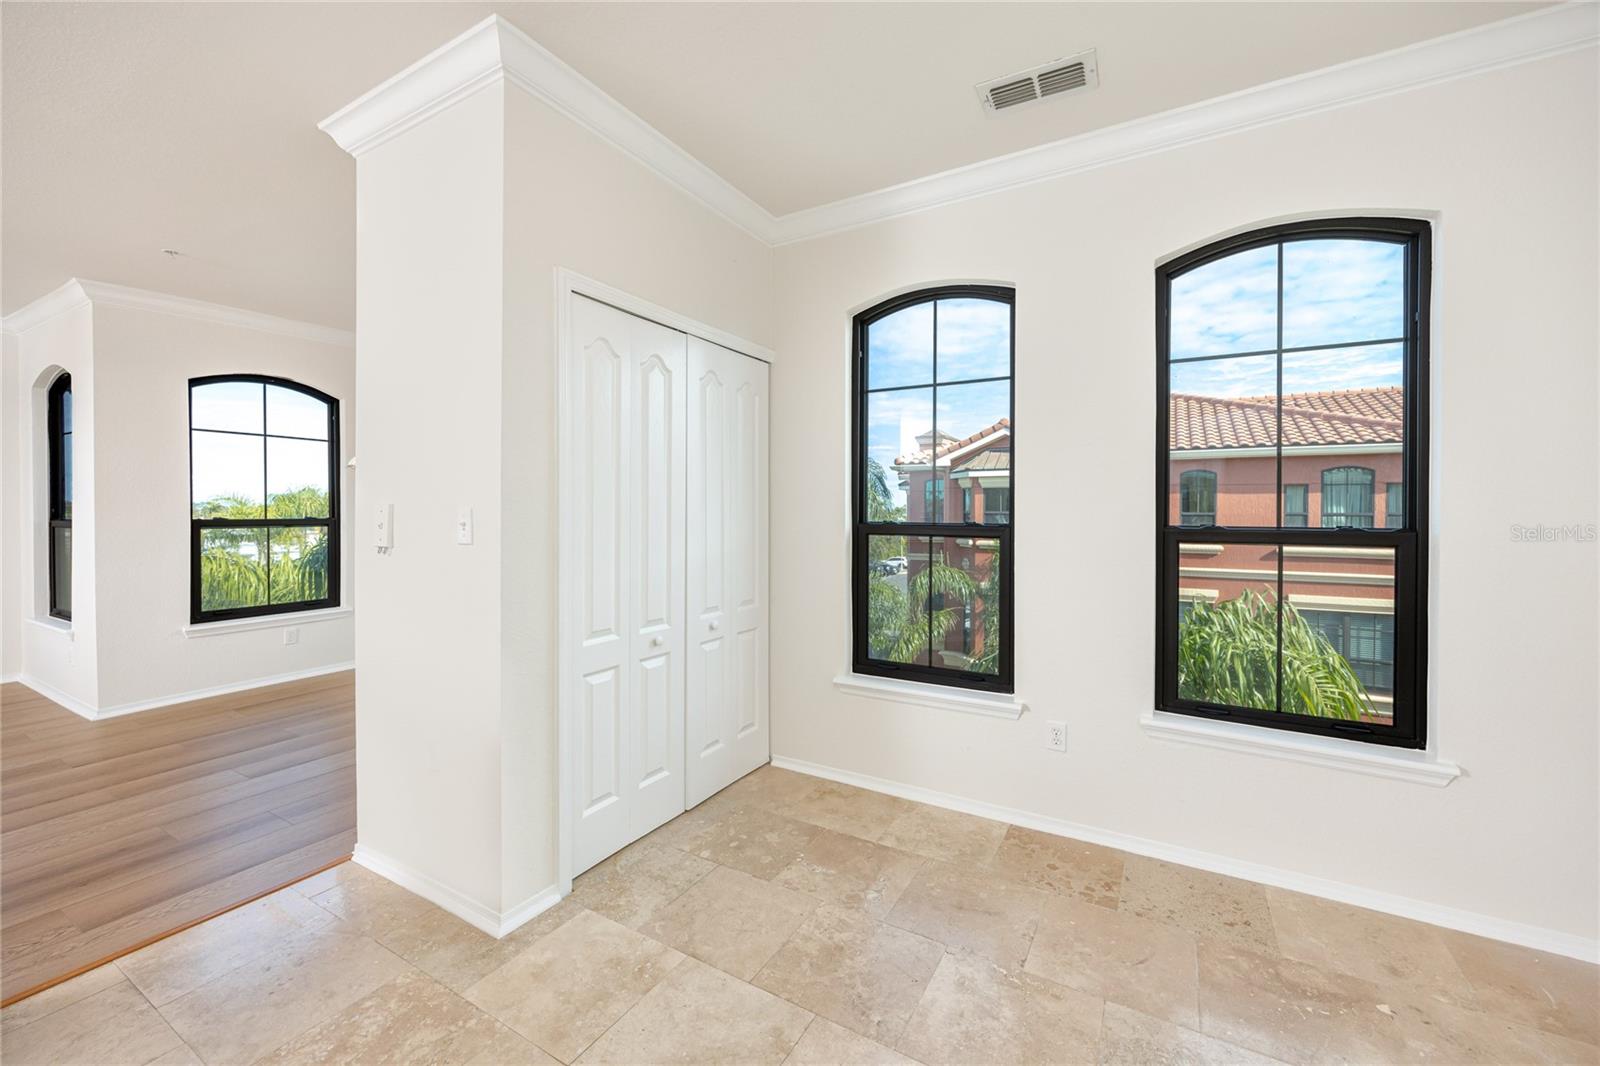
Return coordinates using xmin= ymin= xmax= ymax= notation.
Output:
xmin=27 ymin=616 xmax=73 ymax=638
xmin=833 ymin=673 xmax=1025 ymax=720
xmin=183 ymin=606 xmax=352 ymax=639
xmin=1140 ymin=710 xmax=1461 ymax=787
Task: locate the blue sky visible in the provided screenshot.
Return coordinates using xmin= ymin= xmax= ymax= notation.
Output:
xmin=1169 ymin=239 xmax=1405 ymax=398
xmin=866 ymin=299 xmax=1010 ymax=509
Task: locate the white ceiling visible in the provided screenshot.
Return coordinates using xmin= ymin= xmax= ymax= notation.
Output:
xmin=1 ymin=2 xmax=1545 ymax=329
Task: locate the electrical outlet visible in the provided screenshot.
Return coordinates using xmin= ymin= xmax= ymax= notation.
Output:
xmin=283 ymin=627 xmax=300 ymax=647
xmin=1045 ymin=720 xmax=1066 ymax=752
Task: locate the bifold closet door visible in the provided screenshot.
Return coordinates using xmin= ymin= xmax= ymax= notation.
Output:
xmin=571 ymin=295 xmax=687 ymax=875
xmin=686 ymin=336 xmax=771 ymax=808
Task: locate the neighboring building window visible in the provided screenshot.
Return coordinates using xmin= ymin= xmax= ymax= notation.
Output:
xmin=983 ymin=485 xmax=1011 ymax=525
xmin=854 ymin=286 xmax=1013 ymax=692
xmin=1385 ymin=482 xmax=1404 ymax=529
xmin=1158 ymin=218 xmax=1428 ymax=748
xmin=189 ymin=376 xmax=340 ymax=623
xmin=1321 ymin=466 xmax=1375 ymax=528
xmin=1179 ymin=470 xmax=1217 ymax=526
xmin=47 ymin=373 xmax=72 ymax=620
xmin=1283 ymin=484 xmax=1308 ymax=527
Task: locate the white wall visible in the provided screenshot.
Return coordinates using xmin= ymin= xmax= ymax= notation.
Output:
xmin=2 ymin=331 xmax=22 ymax=679
xmin=770 ymin=50 xmax=1599 ymax=948
xmin=7 ymin=302 xmax=99 ymax=708
xmin=351 ymin=74 xmax=774 ymax=923
xmin=91 ymin=303 xmax=355 ymax=708
xmin=0 ymin=289 xmax=355 ymax=715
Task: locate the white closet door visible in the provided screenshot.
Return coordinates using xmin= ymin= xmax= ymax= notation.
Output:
xmin=686 ymin=335 xmax=770 ymax=808
xmin=571 ymin=295 xmax=687 ymax=874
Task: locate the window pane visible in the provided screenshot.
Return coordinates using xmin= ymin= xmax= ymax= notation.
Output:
xmin=866 ymin=302 xmax=932 ymax=390
xmin=60 ymin=387 xmax=72 ymax=433
xmin=61 ymin=432 xmax=73 ymax=518
xmin=1168 ymin=355 xmax=1276 ymax=525
xmin=936 ymin=298 xmax=1009 ymax=383
xmin=1178 ymin=471 xmax=1216 ymax=526
xmin=929 ymin=536 xmax=1001 ymax=674
xmin=1284 ymin=547 xmax=1395 ymax=726
xmin=191 ymin=430 xmax=264 ymax=517
xmin=1283 ymin=484 xmax=1308 ymax=527
xmin=1176 ymin=545 xmax=1278 ymax=711
xmin=936 ymin=379 xmax=1009 ymax=525
xmin=1169 ymin=244 xmax=1278 ymax=359
xmin=865 ymin=533 xmax=929 ymax=666
xmin=267 ymin=437 xmax=331 ymax=518
xmin=266 ymin=385 xmax=329 ymax=440
xmin=199 ymin=527 xmax=269 ymax=612
xmin=1385 ymin=482 xmax=1404 ymax=529
xmin=867 ymin=388 xmax=931 ymax=521
xmin=191 ymin=380 xmax=264 ymax=433
xmin=51 ymin=525 xmax=71 ymax=615
xmin=980 ymin=484 xmax=1010 ymax=525
xmin=1320 ymin=467 xmax=1376 ymax=528
xmin=270 ymin=526 xmax=331 ymax=605
xmin=1282 ymin=239 xmax=1405 ymax=350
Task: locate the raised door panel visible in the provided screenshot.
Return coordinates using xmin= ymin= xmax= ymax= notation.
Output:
xmin=626 ymin=318 xmax=687 ymax=840
xmin=686 ymin=337 xmax=769 ymax=806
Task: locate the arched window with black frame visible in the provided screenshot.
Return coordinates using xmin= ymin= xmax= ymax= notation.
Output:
xmin=189 ymin=376 xmax=340 ymax=623
xmin=851 ymin=285 xmax=1014 ymax=693
xmin=1157 ymin=218 xmax=1428 ymax=748
xmin=47 ymin=373 xmax=73 ymax=620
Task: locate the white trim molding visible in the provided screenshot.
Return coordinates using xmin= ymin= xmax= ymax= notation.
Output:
xmin=832 ymin=672 xmax=1026 ymax=721
xmin=318 ymin=5 xmax=1597 ymax=249
xmin=353 ymin=844 xmax=562 ymax=938
xmin=1140 ymin=710 xmax=1459 ymax=787
xmin=182 ymin=606 xmax=353 ymax=639
xmin=10 ymin=662 xmax=354 ymax=721
xmin=769 ymin=755 xmax=1596 ymax=964
xmin=318 ymin=15 xmax=773 ymax=242
xmin=2 ymin=279 xmax=353 ymax=347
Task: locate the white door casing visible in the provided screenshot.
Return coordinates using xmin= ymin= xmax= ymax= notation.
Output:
xmin=570 ymin=295 xmax=687 ymax=874
xmin=686 ymin=335 xmax=771 ymax=808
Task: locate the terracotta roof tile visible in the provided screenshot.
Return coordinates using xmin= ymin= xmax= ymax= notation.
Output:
xmin=1171 ymin=386 xmax=1401 ymax=450
xmin=895 ymin=418 xmax=1010 ymax=466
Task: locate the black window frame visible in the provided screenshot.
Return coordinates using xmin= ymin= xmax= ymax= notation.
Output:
xmin=46 ymin=372 xmax=72 ymax=621
xmin=1156 ymin=217 xmax=1429 ymax=749
xmin=852 ymin=284 xmax=1015 ymax=694
xmin=189 ymin=374 xmax=341 ymax=624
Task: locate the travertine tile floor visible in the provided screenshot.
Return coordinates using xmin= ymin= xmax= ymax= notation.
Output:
xmin=3 ymin=765 xmax=1596 ymax=1065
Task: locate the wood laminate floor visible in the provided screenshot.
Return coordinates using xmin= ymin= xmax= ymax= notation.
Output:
xmin=0 ymin=671 xmax=355 ymax=1004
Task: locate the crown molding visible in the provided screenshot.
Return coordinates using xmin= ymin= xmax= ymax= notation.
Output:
xmin=2 ymin=279 xmax=353 ymax=347
xmin=318 ymin=15 xmax=775 ymax=242
xmin=320 ymin=4 xmax=1596 ymax=250
xmin=1 ymin=280 xmax=92 ymax=336
xmin=768 ymin=1 xmax=1599 ymax=244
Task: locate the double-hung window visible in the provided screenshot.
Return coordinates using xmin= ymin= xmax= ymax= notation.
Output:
xmin=1157 ymin=218 xmax=1428 ymax=747
xmin=189 ymin=376 xmax=340 ymax=623
xmin=852 ymin=286 xmax=1014 ymax=692
xmin=46 ymin=373 xmax=72 ymax=620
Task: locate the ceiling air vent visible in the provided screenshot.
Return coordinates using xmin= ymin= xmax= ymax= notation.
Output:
xmin=976 ymin=50 xmax=1099 ymax=116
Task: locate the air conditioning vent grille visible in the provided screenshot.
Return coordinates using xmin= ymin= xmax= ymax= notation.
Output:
xmin=975 ymin=49 xmax=1099 ymax=117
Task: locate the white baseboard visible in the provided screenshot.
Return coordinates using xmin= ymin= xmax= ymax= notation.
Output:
xmin=771 ymin=754 xmax=1600 ymax=964
xmin=10 ymin=673 xmax=99 ymax=720
xmin=0 ymin=672 xmax=20 ymax=684
xmin=353 ymin=844 xmax=561 ymax=939
xmin=12 ymin=661 xmax=355 ymax=721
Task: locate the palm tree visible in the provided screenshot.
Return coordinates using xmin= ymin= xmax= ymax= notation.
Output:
xmin=1177 ymin=587 xmax=1375 ymax=719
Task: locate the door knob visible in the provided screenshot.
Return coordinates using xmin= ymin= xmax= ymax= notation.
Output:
xmin=708 ymin=621 xmax=720 ymax=631
xmin=650 ymin=636 xmax=664 ymax=647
